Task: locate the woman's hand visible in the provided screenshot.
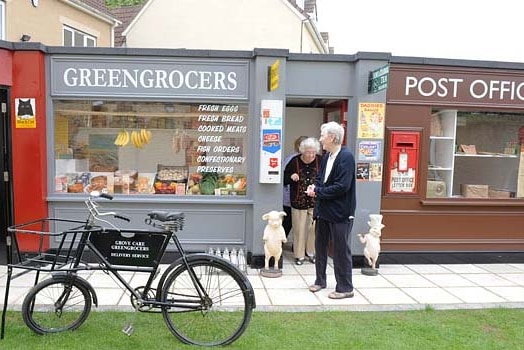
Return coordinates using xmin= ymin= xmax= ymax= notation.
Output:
xmin=306 ymin=184 xmax=316 ymax=197
xmin=291 ymin=173 xmax=299 ymax=181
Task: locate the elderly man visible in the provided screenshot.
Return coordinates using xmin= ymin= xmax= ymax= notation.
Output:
xmin=306 ymin=122 xmax=356 ymax=299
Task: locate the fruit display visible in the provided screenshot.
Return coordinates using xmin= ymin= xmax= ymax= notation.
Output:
xmin=131 ymin=128 xmax=152 ymax=148
xmin=153 ymin=165 xmax=188 ymax=194
xmin=114 ymin=128 xmax=152 ymax=148
xmin=114 ymin=130 xmax=130 ymax=146
xmin=186 ymin=172 xmax=247 ymax=195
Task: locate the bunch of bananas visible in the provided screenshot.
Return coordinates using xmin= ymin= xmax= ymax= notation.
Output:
xmin=131 ymin=128 xmax=152 ymax=148
xmin=114 ymin=130 xmax=130 ymax=147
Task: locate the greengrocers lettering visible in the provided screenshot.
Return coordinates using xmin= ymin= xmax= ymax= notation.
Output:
xmin=63 ymin=68 xmax=238 ymax=90
xmin=405 ymin=76 xmax=524 ymax=101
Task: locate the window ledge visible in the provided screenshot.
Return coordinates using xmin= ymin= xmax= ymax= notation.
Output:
xmin=421 ymin=198 xmax=524 ymax=206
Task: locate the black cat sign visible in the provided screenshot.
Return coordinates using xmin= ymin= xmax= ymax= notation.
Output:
xmin=15 ymin=98 xmax=36 ymax=128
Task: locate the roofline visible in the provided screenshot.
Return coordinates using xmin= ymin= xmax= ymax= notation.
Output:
xmin=2 ymin=40 xmax=524 ymax=71
xmin=282 ymin=0 xmax=327 ymax=53
xmin=121 ymin=0 xmax=154 ymax=37
xmin=60 ymin=0 xmax=121 ymax=26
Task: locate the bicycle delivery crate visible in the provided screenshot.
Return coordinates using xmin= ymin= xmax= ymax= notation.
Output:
xmin=88 ymin=229 xmax=170 ymax=267
xmin=7 ymin=218 xmax=101 ymax=272
xmin=153 ymin=164 xmax=188 ymax=194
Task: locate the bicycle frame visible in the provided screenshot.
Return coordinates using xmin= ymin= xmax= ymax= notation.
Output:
xmin=2 ymin=191 xmax=255 ymax=345
xmin=74 ymin=192 xmax=213 ymax=311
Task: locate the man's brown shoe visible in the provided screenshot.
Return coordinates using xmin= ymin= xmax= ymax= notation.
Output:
xmin=308 ymin=284 xmax=325 ymax=293
xmin=328 ymin=291 xmax=354 ymax=299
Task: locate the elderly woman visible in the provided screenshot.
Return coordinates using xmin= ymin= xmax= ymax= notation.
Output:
xmin=283 ymin=137 xmax=322 ymax=265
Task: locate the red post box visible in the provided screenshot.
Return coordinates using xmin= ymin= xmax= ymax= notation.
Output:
xmin=388 ymin=131 xmax=420 ymax=194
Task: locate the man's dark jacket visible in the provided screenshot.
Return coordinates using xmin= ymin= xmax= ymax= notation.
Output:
xmin=313 ymin=147 xmax=356 ymax=223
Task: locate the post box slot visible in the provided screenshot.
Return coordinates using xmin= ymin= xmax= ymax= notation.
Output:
xmin=395 ymin=142 xmax=414 ymax=147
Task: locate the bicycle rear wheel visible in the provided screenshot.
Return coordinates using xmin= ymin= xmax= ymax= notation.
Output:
xmin=22 ymin=277 xmax=92 ymax=334
xmin=161 ymin=257 xmax=254 ymax=346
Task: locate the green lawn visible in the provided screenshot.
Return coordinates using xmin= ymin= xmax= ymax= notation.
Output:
xmin=1 ymin=308 xmax=523 ymax=349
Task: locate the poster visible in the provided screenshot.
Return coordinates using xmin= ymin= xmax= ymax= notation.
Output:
xmin=356 ymin=163 xmax=370 ymax=181
xmin=357 ymin=103 xmax=385 ymax=139
xmin=370 ymin=163 xmax=383 ymax=181
xmin=358 ymin=141 xmax=381 ymax=161
xmin=15 ymin=98 xmax=37 ymax=128
xmin=259 ymin=100 xmax=283 ymax=183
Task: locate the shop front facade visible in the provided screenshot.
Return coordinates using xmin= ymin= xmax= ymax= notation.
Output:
xmin=382 ymin=59 xmax=524 ymax=256
xmin=1 ymin=41 xmax=389 ymax=267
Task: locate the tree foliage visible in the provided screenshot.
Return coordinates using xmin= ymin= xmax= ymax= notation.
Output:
xmin=105 ymin=0 xmax=146 ymax=8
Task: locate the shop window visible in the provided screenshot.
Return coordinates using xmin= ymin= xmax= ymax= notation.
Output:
xmin=427 ymin=110 xmax=523 ymax=199
xmin=63 ymin=26 xmax=96 ymax=47
xmin=53 ymin=100 xmax=248 ymax=196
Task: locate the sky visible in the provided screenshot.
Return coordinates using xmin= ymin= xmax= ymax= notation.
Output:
xmin=315 ymin=0 xmax=524 ymax=63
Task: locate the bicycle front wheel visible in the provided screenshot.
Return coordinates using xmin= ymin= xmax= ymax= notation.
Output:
xmin=22 ymin=277 xmax=92 ymax=334
xmin=161 ymin=257 xmax=254 ymax=346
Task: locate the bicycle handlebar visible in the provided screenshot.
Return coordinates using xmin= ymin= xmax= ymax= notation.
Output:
xmin=99 ymin=192 xmax=113 ymax=200
xmin=114 ymin=214 xmax=131 ymax=222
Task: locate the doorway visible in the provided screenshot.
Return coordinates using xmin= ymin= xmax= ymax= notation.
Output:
xmin=0 ymin=87 xmax=13 ymax=264
xmin=284 ymin=98 xmax=348 ymax=156
xmin=323 ymin=100 xmax=348 ymax=145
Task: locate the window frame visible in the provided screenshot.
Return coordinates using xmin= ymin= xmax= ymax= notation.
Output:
xmin=63 ymin=25 xmax=97 ymax=47
xmin=51 ymin=99 xmax=249 ymax=197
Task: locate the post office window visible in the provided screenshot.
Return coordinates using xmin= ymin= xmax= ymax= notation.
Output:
xmin=53 ymin=100 xmax=248 ymax=196
xmin=427 ymin=110 xmax=523 ymax=199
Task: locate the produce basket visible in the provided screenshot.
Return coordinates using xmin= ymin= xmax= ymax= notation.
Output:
xmin=6 ymin=218 xmax=100 ymax=272
xmin=153 ymin=164 xmax=188 ymax=194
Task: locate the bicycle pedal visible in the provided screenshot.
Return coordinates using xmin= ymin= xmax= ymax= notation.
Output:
xmin=121 ymin=324 xmax=134 ymax=336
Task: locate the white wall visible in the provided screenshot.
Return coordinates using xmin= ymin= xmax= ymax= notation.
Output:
xmin=125 ymin=0 xmax=325 ymax=53
xmin=284 ymin=107 xmax=323 ymax=156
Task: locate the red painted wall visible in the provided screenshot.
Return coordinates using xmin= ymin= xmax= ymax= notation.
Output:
xmin=0 ymin=49 xmax=13 ymax=85
xmin=11 ymin=50 xmax=48 ymax=250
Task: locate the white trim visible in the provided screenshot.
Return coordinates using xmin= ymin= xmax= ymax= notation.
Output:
xmin=0 ymin=1 xmax=5 ymax=41
xmin=121 ymin=0 xmax=154 ymax=37
xmin=63 ymin=25 xmax=97 ymax=47
xmin=58 ymin=0 xmax=121 ymax=26
xmin=60 ymin=15 xmax=100 ymax=38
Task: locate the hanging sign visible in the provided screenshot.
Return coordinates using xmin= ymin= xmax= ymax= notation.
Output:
xmin=259 ymin=100 xmax=283 ymax=183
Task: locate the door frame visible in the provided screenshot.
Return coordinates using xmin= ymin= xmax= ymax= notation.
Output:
xmin=0 ymin=86 xmax=13 ymax=247
xmin=323 ymin=100 xmax=348 ymax=145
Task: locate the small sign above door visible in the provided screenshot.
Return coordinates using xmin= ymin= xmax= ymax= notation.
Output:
xmin=368 ymin=65 xmax=389 ymax=94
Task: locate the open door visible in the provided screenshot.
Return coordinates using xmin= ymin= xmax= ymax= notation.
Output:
xmin=323 ymin=100 xmax=348 ymax=145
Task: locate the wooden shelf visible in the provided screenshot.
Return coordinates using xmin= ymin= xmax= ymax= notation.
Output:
xmin=455 ymin=153 xmax=518 ymax=159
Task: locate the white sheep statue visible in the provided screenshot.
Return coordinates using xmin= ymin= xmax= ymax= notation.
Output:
xmin=262 ymin=210 xmax=287 ymax=271
xmin=358 ymin=214 xmax=385 ymax=271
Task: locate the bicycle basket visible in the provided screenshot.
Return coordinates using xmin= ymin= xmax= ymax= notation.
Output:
xmin=88 ymin=229 xmax=169 ymax=267
xmin=7 ymin=218 xmax=100 ymax=272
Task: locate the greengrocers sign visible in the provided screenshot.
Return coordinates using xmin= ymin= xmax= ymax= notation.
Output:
xmin=387 ymin=67 xmax=524 ymax=107
xmin=51 ymin=56 xmax=249 ymax=99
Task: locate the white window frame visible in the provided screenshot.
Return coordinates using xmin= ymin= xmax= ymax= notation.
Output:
xmin=0 ymin=1 xmax=5 ymax=41
xmin=63 ymin=25 xmax=97 ymax=47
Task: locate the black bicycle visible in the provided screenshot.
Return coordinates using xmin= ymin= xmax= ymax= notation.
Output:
xmin=1 ymin=191 xmax=256 ymax=346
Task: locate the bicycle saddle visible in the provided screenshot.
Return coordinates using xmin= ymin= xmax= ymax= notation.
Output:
xmin=147 ymin=211 xmax=184 ymax=222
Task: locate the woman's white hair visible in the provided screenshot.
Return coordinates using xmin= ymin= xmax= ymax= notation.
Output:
xmin=321 ymin=121 xmax=345 ymax=145
xmin=299 ymin=137 xmax=321 ymax=154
